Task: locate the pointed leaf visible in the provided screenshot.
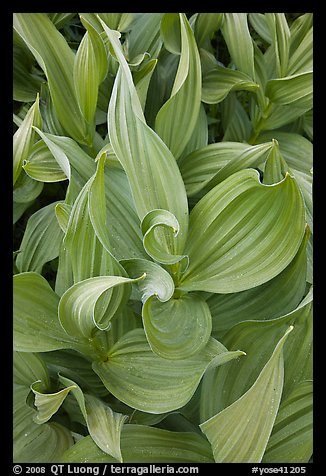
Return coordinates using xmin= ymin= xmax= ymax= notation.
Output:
xmin=31 ymin=380 xmax=77 ymax=424
xmin=265 ymin=71 xmax=313 ymax=110
xmin=266 ymin=13 xmax=290 ymax=77
xmin=179 ymin=169 xmax=305 ymax=293
xmin=92 ymin=328 xmax=241 ymax=414
xmin=23 ymin=140 xmax=68 ymax=182
xmin=200 ymin=326 xmax=293 ymax=463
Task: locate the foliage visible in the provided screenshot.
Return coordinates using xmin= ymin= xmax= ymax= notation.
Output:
xmin=13 ymin=13 xmax=313 ymax=463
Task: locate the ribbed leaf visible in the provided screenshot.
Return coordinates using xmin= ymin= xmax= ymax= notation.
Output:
xmin=201 ymin=288 xmax=312 ymax=422
xmin=288 ymin=23 xmax=313 ymax=75
xmin=13 ymin=170 xmax=44 ymax=204
xmin=263 ymin=381 xmax=313 ymax=463
xmin=127 ymin=13 xmax=163 ymax=61
xmin=13 ymin=13 xmax=90 ymax=144
xmin=60 ymin=425 xmax=214 ymax=463
xmin=93 ymin=328 xmax=243 ymax=414
xmin=102 ymin=21 xmax=189 ymax=257
xmin=13 ymin=272 xmax=95 ymax=357
xmin=221 ymin=93 xmax=252 ymax=142
xmin=208 ymin=226 xmax=309 ymax=337
xmin=74 ymin=16 xmax=108 ymax=129
xmin=265 ymin=71 xmax=313 ymax=110
xmin=266 ymin=13 xmax=290 ymax=77
xmin=13 ymin=43 xmax=43 ymax=102
xmin=31 ymin=380 xmax=77 ymax=424
xmin=121 ymin=258 xmax=175 ymax=303
xmin=194 ymin=13 xmax=224 ymax=49
xmin=13 ymin=95 xmax=42 ymax=185
xmin=142 ymin=293 xmax=212 ymax=360
xmin=14 ymin=385 xmax=73 ymax=463
xmin=59 ymin=375 xmax=127 ymax=462
xmin=180 ymin=103 xmax=208 ymax=159
xmin=202 ymin=65 xmax=259 ymax=104
xmin=248 ymin=13 xmax=272 ymax=43
xmin=221 ymin=13 xmax=255 ymax=79
xmin=13 ymin=352 xmax=50 ymax=389
xmin=58 ymin=274 xmax=145 ymax=339
xmin=155 ymin=13 xmax=201 ymax=159
xmin=180 ymin=142 xmax=247 ymax=197
xmin=200 ymin=326 xmax=293 ymax=463
xmin=179 ymin=169 xmax=305 ymax=293
xmin=16 ymin=201 xmax=63 ymax=273
xmin=23 ymin=140 xmax=68 ymax=182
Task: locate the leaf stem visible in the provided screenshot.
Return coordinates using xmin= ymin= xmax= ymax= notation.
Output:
xmin=248 ymin=101 xmax=273 ymax=144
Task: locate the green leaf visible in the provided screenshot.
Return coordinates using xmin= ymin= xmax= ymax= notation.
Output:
xmin=194 ymin=13 xmax=224 ymax=49
xmin=74 ymin=16 xmax=108 ymax=130
xmin=13 ymin=94 xmax=42 ymax=184
xmin=155 ymin=13 xmax=202 ymax=159
xmin=31 ymin=380 xmax=77 ymax=424
xmin=58 ymin=275 xmax=145 ymax=339
xmin=221 ymin=93 xmax=252 ymax=142
xmin=263 ymin=140 xmax=289 ymax=185
xmin=142 ymin=293 xmax=212 ymax=360
xmin=23 ymin=140 xmax=68 ymax=182
xmin=13 ymin=272 xmax=95 ymax=357
xmin=248 ymin=13 xmax=272 ymax=43
xmin=92 ymin=328 xmax=242 ymax=414
xmin=208 ymin=225 xmax=309 ymax=337
xmin=59 ymin=375 xmax=127 ymax=462
xmin=60 ymin=425 xmax=214 ymax=463
xmin=266 ymin=13 xmax=290 ymax=77
xmin=121 ymin=258 xmax=175 ymax=303
xmin=180 ymin=142 xmax=248 ymax=197
xmin=14 ymin=385 xmax=73 ymax=463
xmin=13 ymin=43 xmax=43 ymax=102
xmin=127 ymin=13 xmax=163 ymax=61
xmin=200 ymin=326 xmax=293 ymax=463
xmin=16 ymin=201 xmax=63 ymax=273
xmin=102 ymin=21 xmax=189 ymax=256
xmin=13 ymin=13 xmax=90 ymax=144
xmin=179 ymin=169 xmax=305 ymax=293
xmin=221 ymin=13 xmax=255 ymax=79
xmin=14 ymin=352 xmax=50 ymax=389
xmin=13 ymin=170 xmax=44 ymax=204
xmin=263 ymin=381 xmax=313 ymax=463
xmin=288 ymin=23 xmax=313 ymax=75
xmin=265 ymin=71 xmax=313 ymax=110
xmin=200 ymin=288 xmax=312 ymax=422
xmin=202 ymin=65 xmax=259 ymax=104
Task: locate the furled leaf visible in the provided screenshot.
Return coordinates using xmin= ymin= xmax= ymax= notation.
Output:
xmin=179 ymin=168 xmax=305 ymax=293
xmin=102 ymin=21 xmax=189 ymax=258
xmin=13 ymin=95 xmax=42 ymax=184
xmin=13 ymin=13 xmax=90 ymax=144
xmin=142 ymin=293 xmax=212 ymax=360
xmin=23 ymin=140 xmax=68 ymax=182
xmin=263 ymin=380 xmax=313 ymax=463
xmin=16 ymin=201 xmax=63 ymax=273
xmin=93 ymin=328 xmax=243 ymax=414
xmin=194 ymin=13 xmax=224 ymax=49
xmin=59 ymin=375 xmax=127 ymax=462
xmin=202 ymin=65 xmax=259 ymax=104
xmin=14 ymin=385 xmax=73 ymax=463
xmin=31 ymin=380 xmax=77 ymax=424
xmin=266 ymin=13 xmax=290 ymax=78
xmin=155 ymin=13 xmax=202 ymax=159
xmin=58 ymin=274 xmax=145 ymax=339
xmin=200 ymin=326 xmax=293 ymax=462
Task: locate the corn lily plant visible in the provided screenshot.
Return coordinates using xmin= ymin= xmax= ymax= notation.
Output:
xmin=13 ymin=13 xmax=313 ymax=463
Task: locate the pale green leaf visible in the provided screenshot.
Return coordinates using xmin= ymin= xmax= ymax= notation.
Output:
xmin=200 ymin=326 xmax=293 ymax=463
xmin=31 ymin=380 xmax=77 ymax=424
xmin=265 ymin=71 xmax=313 ymax=109
xmin=179 ymin=169 xmax=305 ymax=293
xmin=127 ymin=13 xmax=163 ymax=61
xmin=221 ymin=13 xmax=255 ymax=78
xmin=266 ymin=13 xmax=290 ymax=77
xmin=194 ymin=13 xmax=224 ymax=49
xmin=13 ymin=170 xmax=44 ymax=204
xmin=58 ymin=275 xmax=145 ymax=339
xmin=92 ymin=328 xmax=241 ymax=414
xmin=59 ymin=375 xmax=127 ymax=462
xmin=14 ymin=352 xmax=50 ymax=389
xmin=248 ymin=13 xmax=272 ymax=43
xmin=14 ymin=385 xmax=73 ymax=463
xmin=13 ymin=94 xmax=42 ymax=184
xmin=16 ymin=201 xmax=63 ymax=273
xmin=60 ymin=425 xmax=214 ymax=463
xmin=55 ymin=203 xmax=71 ymax=234
xmin=263 ymin=381 xmax=313 ymax=463
xmin=288 ymin=25 xmax=313 ymax=75
xmin=13 ymin=272 xmax=95 ymax=357
xmin=102 ymin=22 xmax=189 ymax=257
xmin=23 ymin=140 xmax=68 ymax=182
xmin=202 ymin=65 xmax=259 ymax=104
xmin=155 ymin=13 xmax=202 ymax=159
xmin=142 ymin=293 xmax=212 ymax=360
xmin=13 ymin=13 xmax=90 ymax=144
xmin=208 ymin=225 xmax=309 ymax=337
